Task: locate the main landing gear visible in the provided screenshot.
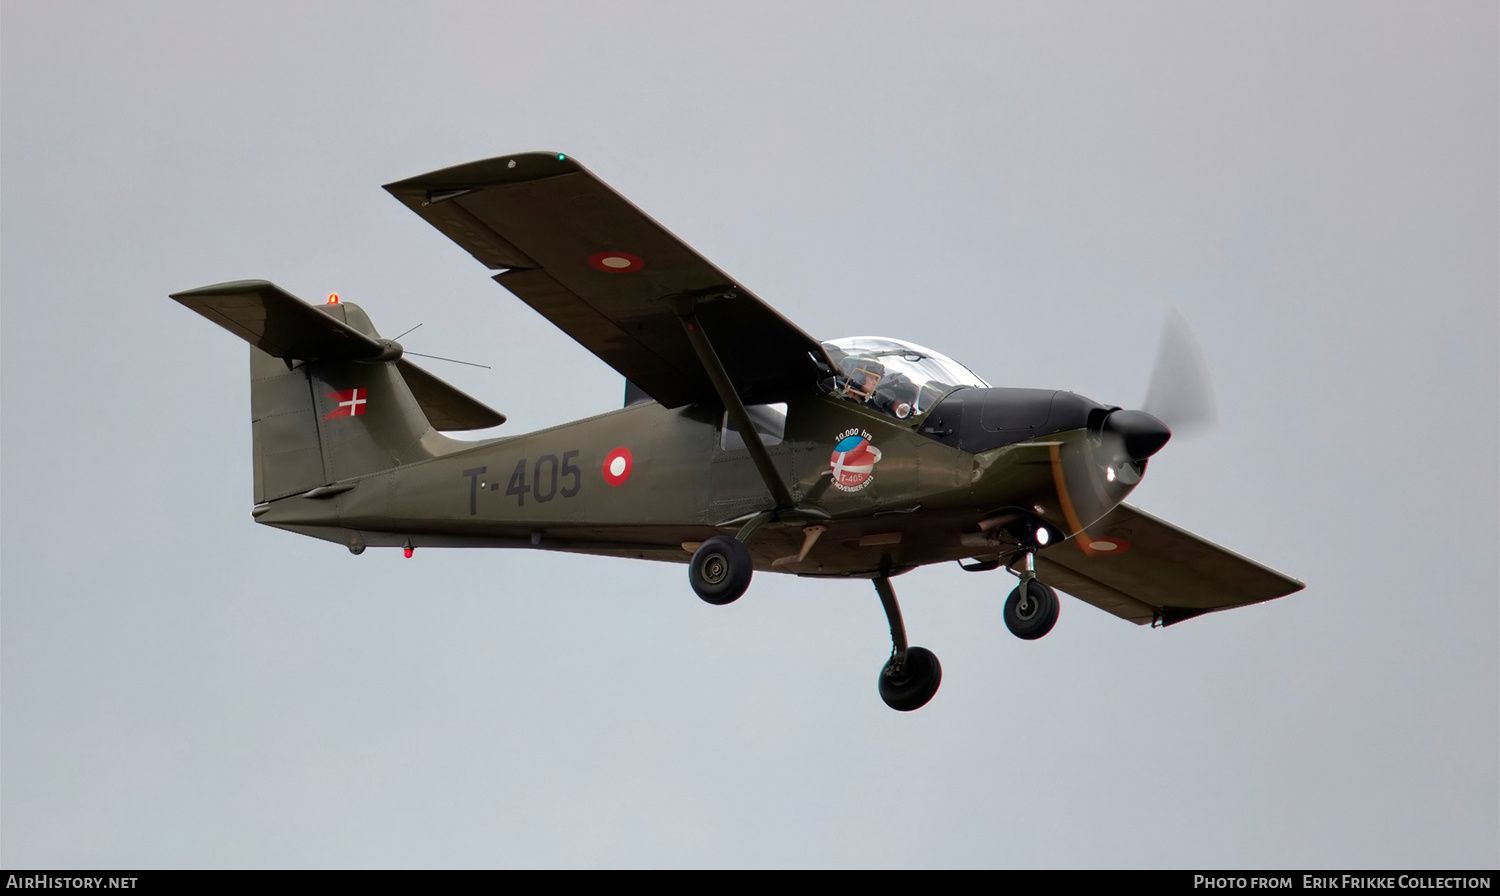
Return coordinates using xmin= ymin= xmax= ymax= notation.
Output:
xmin=689 ymin=536 xmax=753 ymax=605
xmin=1004 ymin=545 xmax=1059 ymax=640
xmin=689 ymin=540 xmax=942 ymax=711
xmin=874 ymin=575 xmax=942 ymax=711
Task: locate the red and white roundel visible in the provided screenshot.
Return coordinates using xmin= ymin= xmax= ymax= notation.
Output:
xmin=602 ymin=446 xmax=634 ymax=486
xmin=588 ymin=251 xmax=644 ymax=273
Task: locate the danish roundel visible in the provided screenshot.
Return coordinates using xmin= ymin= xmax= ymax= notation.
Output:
xmin=603 ymin=447 xmax=634 ymax=486
xmin=588 ymin=252 xmax=644 ymax=273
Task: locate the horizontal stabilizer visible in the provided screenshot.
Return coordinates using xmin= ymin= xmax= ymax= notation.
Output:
xmin=1037 ymin=503 xmax=1304 ymax=625
xmin=170 ymin=280 xmax=386 ymax=361
xmin=172 ymin=279 xmax=505 ymax=431
xmin=395 ymin=359 xmax=505 ymax=430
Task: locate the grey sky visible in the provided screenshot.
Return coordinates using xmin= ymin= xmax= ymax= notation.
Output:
xmin=3 ymin=0 xmax=1495 ymax=868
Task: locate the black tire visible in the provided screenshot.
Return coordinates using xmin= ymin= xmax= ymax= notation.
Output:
xmin=1004 ymin=579 xmax=1059 ymax=640
xmin=878 ymin=646 xmax=942 ymax=712
xmin=689 ymin=536 xmax=753 ymax=605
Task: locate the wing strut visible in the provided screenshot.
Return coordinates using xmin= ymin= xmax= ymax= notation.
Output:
xmin=679 ymin=311 xmax=797 ymax=511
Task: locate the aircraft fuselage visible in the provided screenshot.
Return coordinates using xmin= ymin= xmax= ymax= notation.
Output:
xmin=256 ymin=388 xmax=1139 ymax=577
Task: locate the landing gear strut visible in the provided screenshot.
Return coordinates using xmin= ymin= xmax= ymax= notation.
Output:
xmin=874 ymin=575 xmax=942 ymax=711
xmin=1004 ymin=546 xmax=1059 ymax=639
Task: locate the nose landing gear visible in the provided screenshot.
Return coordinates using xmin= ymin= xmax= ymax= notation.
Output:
xmin=1004 ymin=546 xmax=1059 ymax=639
xmin=1005 ymin=579 xmax=1060 ymax=639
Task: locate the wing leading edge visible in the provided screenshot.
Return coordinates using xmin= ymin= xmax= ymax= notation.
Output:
xmin=1036 ymin=503 xmax=1305 ymax=625
xmin=384 ymin=152 xmax=832 ymax=409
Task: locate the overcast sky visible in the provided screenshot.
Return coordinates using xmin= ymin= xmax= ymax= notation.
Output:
xmin=3 ymin=0 xmax=1495 ymax=869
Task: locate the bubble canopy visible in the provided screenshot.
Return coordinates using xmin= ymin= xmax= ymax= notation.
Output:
xmin=822 ymin=336 xmax=990 ymax=420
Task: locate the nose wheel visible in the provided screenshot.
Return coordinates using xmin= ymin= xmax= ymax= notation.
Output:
xmin=1005 ymin=579 xmax=1059 ymax=639
xmin=873 ymin=575 xmax=942 ymax=711
xmin=1004 ymin=546 xmax=1059 ymax=639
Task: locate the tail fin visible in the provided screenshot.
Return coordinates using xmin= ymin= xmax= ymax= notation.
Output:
xmin=172 ymin=280 xmax=504 ymax=503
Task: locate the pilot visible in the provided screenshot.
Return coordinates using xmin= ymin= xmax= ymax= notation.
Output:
xmin=852 ymin=364 xmax=883 ymax=402
xmin=835 ymin=356 xmax=884 ymax=403
xmin=874 ymin=373 xmax=916 ymax=419
xmin=829 ymin=354 xmax=916 ymax=418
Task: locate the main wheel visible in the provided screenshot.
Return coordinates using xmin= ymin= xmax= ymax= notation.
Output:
xmin=689 ymin=536 xmax=753 ymax=605
xmin=878 ymin=646 xmax=942 ymax=712
xmin=1004 ymin=579 xmax=1059 ymax=640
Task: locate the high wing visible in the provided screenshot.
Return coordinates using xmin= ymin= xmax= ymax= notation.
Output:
xmin=384 ymin=152 xmax=833 ymax=409
xmin=1036 ymin=503 xmax=1305 ymax=626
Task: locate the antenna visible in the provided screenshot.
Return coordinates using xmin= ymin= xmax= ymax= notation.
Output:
xmin=405 ymin=351 xmax=491 ymax=370
xmin=390 ymin=322 xmax=491 ymax=369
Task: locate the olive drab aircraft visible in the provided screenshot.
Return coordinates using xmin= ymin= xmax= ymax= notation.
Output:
xmin=172 ymin=151 xmax=1304 ymax=712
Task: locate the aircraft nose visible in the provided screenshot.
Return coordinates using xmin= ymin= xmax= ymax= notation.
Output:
xmin=1104 ymin=409 xmax=1172 ymax=461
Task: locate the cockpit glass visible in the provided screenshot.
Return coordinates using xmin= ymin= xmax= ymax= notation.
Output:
xmin=821 ymin=337 xmax=989 ymax=420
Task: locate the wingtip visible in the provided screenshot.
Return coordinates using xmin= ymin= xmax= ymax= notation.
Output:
xmin=169 ymin=279 xmax=280 ymax=301
xmin=382 ymin=151 xmax=581 ymax=195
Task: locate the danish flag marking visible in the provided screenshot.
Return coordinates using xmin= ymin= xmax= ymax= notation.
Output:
xmin=323 ymin=388 xmax=368 ymax=420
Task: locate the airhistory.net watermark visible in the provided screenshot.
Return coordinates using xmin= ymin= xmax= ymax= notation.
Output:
xmin=5 ymin=878 xmax=137 ymax=889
